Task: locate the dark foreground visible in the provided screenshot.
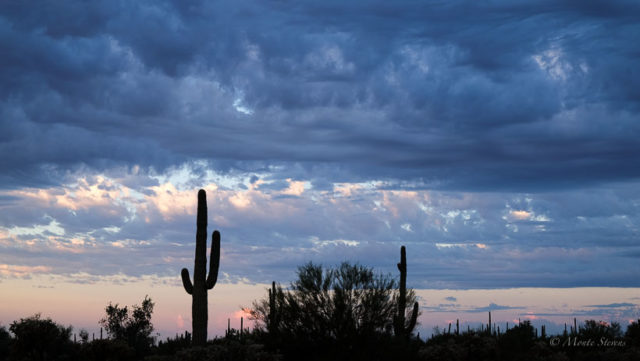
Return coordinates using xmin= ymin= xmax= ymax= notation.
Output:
xmin=1 ymin=316 xmax=639 ymax=361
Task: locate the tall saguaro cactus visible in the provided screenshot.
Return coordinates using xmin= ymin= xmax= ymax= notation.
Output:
xmin=393 ymin=246 xmax=419 ymax=337
xmin=181 ymin=189 xmax=220 ymax=346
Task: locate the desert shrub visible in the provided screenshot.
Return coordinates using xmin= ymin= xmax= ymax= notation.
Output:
xmin=578 ymin=320 xmax=623 ymax=340
xmin=154 ymin=332 xmax=191 ymax=356
xmin=498 ymin=320 xmax=536 ymax=357
xmin=99 ymin=295 xmax=155 ymax=357
xmin=165 ymin=339 xmax=281 ymax=361
xmin=420 ymin=332 xmax=498 ymax=361
xmin=625 ymin=319 xmax=640 ymax=347
xmin=248 ymin=262 xmax=419 ymax=361
xmin=79 ymin=339 xmax=135 ymax=361
xmin=8 ymin=314 xmax=76 ymax=361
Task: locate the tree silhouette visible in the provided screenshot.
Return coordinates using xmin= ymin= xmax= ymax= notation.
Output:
xmin=99 ymin=295 xmax=155 ymax=356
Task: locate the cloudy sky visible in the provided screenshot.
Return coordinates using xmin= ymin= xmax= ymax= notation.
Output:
xmin=1 ymin=0 xmax=639 ymax=336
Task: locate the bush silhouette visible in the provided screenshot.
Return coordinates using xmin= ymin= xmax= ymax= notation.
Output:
xmin=8 ymin=314 xmax=75 ymax=361
xmin=625 ymin=319 xmax=640 ymax=346
xmin=99 ymin=295 xmax=155 ymax=357
xmin=249 ymin=261 xmax=419 ymax=361
xmin=155 ymin=332 xmax=192 ymax=356
xmin=79 ymin=339 xmax=135 ymax=361
xmin=578 ymin=319 xmax=623 ymax=340
xmin=498 ymin=320 xmax=536 ymax=356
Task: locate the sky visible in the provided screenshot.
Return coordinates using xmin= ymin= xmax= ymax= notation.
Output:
xmin=1 ymin=0 xmax=639 ymax=338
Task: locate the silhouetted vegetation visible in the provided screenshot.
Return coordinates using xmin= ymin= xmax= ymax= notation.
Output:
xmin=1 ymin=325 xmax=12 ymax=361
xmin=420 ymin=317 xmax=640 ymax=361
xmin=500 ymin=320 xmax=536 ymax=354
xmin=165 ymin=336 xmax=281 ymax=361
xmin=3 ymin=298 xmax=639 ymax=360
xmin=394 ymin=246 xmax=420 ymax=339
xmin=99 ymin=296 xmax=155 ymax=357
xmin=79 ymin=339 xmax=135 ymax=361
xmin=180 ymin=189 xmax=221 ymax=347
xmin=579 ymin=320 xmax=622 ymax=340
xmin=154 ymin=332 xmax=191 ymax=357
xmin=248 ymin=261 xmax=420 ymax=361
xmin=8 ymin=314 xmax=75 ymax=361
xmin=625 ymin=319 xmax=640 ymax=347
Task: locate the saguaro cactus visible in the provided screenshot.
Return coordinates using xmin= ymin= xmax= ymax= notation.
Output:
xmin=268 ymin=282 xmax=278 ymax=332
xmin=393 ymin=245 xmax=419 ymax=337
xmin=181 ymin=189 xmax=220 ymax=346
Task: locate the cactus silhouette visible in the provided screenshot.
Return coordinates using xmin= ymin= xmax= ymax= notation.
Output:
xmin=393 ymin=246 xmax=419 ymax=337
xmin=181 ymin=189 xmax=220 ymax=346
xmin=268 ymin=282 xmax=277 ymax=332
xmin=267 ymin=281 xmax=283 ymax=337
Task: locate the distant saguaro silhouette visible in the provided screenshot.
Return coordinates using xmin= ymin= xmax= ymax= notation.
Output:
xmin=181 ymin=189 xmax=220 ymax=346
xmin=393 ymin=245 xmax=419 ymax=337
xmin=268 ymin=281 xmax=281 ymax=336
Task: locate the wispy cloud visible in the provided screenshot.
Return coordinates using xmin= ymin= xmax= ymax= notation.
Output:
xmin=0 ymin=166 xmax=640 ymax=288
xmin=586 ymin=303 xmax=637 ymax=308
xmin=466 ymin=303 xmax=526 ymax=313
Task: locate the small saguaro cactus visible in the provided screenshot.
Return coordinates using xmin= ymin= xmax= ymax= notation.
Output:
xmin=393 ymin=245 xmax=419 ymax=337
xmin=181 ymin=189 xmax=221 ymax=346
xmin=268 ymin=281 xmax=280 ymax=334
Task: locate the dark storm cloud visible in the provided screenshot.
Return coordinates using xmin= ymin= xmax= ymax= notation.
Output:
xmin=1 ymin=0 xmax=640 ymax=191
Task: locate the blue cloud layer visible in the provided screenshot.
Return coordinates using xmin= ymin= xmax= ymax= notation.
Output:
xmin=1 ymin=1 xmax=639 ymax=288
xmin=1 ymin=0 xmax=639 ymax=190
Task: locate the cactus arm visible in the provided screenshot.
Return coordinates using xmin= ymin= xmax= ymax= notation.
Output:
xmin=181 ymin=268 xmax=193 ymax=295
xmin=206 ymin=230 xmax=220 ymax=290
xmin=407 ymin=302 xmax=419 ymax=333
